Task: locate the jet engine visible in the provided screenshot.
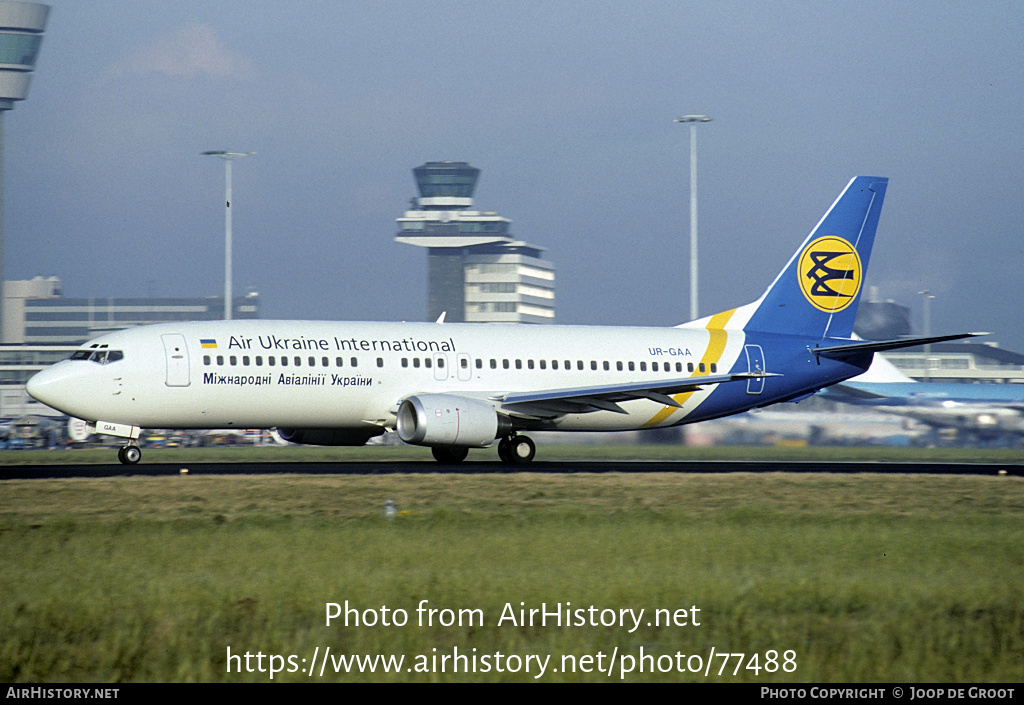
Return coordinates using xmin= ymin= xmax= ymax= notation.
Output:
xmin=277 ymin=427 xmax=383 ymax=446
xmin=397 ymin=394 xmax=511 ymax=447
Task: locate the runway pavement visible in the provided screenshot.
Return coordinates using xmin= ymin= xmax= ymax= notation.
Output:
xmin=1 ymin=459 xmax=1021 ymax=480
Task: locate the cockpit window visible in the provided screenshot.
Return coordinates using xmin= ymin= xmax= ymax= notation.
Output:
xmin=70 ymin=349 xmax=124 ymax=364
xmin=92 ymin=350 xmax=124 ymax=364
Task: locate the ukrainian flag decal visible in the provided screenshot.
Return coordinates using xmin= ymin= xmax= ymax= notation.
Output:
xmin=200 ymin=339 xmax=218 ymax=349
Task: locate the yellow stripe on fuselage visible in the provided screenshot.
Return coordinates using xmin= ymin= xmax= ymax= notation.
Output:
xmin=642 ymin=309 xmax=736 ymax=428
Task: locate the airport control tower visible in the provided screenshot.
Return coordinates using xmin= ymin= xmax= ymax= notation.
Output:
xmin=395 ymin=161 xmax=555 ymax=324
xmin=0 ymin=1 xmax=49 ymax=336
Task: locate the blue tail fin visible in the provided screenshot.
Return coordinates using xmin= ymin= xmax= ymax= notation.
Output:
xmin=743 ymin=176 xmax=888 ymax=339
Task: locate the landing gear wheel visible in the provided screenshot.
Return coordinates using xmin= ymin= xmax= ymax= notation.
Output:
xmin=431 ymin=446 xmax=469 ymax=464
xmin=497 ymin=437 xmax=512 ymax=463
xmin=119 ymin=445 xmax=142 ymax=465
xmin=499 ymin=435 xmax=535 ymax=465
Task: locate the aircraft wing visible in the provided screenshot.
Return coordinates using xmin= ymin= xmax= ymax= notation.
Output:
xmin=490 ymin=371 xmax=778 ymax=418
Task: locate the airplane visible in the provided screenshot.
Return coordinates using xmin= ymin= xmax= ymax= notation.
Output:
xmin=26 ymin=176 xmax=978 ymax=465
xmin=823 ymin=353 xmax=1024 ymax=443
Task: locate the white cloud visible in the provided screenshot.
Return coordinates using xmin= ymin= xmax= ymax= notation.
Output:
xmin=108 ymin=23 xmax=256 ymax=81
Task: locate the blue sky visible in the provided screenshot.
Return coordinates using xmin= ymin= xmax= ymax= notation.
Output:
xmin=7 ymin=1 xmax=1024 ymax=349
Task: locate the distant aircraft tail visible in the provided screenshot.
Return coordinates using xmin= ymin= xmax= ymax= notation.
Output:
xmin=738 ymin=176 xmax=888 ymax=340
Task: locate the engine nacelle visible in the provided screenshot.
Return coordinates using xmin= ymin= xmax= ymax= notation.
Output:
xmin=397 ymin=394 xmax=510 ymax=447
xmin=277 ymin=427 xmax=383 ymax=446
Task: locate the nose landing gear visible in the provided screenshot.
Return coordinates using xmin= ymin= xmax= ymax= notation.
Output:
xmin=117 ymin=444 xmax=142 ymax=465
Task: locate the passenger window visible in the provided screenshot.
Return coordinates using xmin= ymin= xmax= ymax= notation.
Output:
xmin=256 ymin=356 xmax=263 ymax=366
xmin=204 ymin=355 xmax=211 ymax=365
xmin=377 ymin=358 xmax=384 ymax=368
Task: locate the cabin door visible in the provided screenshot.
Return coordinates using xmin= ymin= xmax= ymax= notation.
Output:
xmin=162 ymin=334 xmax=191 ymax=387
xmin=744 ymin=344 xmax=765 ymax=395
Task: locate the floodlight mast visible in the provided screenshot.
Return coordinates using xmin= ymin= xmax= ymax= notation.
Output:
xmin=202 ymin=151 xmax=254 ymax=320
xmin=673 ymin=115 xmax=712 ymax=322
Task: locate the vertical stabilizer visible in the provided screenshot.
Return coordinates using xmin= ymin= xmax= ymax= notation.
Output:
xmin=743 ymin=176 xmax=888 ymax=339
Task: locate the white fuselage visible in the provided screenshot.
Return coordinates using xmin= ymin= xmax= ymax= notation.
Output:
xmin=25 ymin=311 xmax=871 ymax=445
xmin=26 ymin=316 xmax=803 ymax=434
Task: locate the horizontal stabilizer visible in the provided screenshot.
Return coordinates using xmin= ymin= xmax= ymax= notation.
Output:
xmin=811 ymin=332 xmax=986 ymax=360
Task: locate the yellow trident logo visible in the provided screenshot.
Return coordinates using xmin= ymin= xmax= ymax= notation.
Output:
xmin=798 ymin=236 xmax=862 ymax=312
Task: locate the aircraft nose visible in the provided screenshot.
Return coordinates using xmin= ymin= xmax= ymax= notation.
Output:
xmin=27 ymin=365 xmax=69 ymax=411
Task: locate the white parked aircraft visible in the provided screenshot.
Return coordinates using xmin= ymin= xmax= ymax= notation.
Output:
xmin=26 ymin=176 xmax=974 ymax=464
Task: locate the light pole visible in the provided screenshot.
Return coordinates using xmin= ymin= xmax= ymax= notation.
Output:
xmin=918 ymin=289 xmax=935 ymax=354
xmin=674 ymin=115 xmax=712 ymax=321
xmin=202 ymin=151 xmax=254 ymax=320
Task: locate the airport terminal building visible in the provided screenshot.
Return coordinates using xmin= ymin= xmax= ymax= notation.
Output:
xmin=2 ymin=276 xmax=258 ymax=345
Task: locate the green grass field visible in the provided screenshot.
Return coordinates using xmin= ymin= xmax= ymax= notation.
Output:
xmin=2 ymin=468 xmax=1023 ymax=682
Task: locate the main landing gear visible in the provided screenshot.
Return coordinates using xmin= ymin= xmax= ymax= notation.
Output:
xmin=117 ymin=444 xmax=142 ymax=465
xmin=497 ymin=434 xmax=536 ymax=465
xmin=428 ymin=434 xmax=537 ymax=465
xmin=431 ymin=446 xmax=469 ymax=464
